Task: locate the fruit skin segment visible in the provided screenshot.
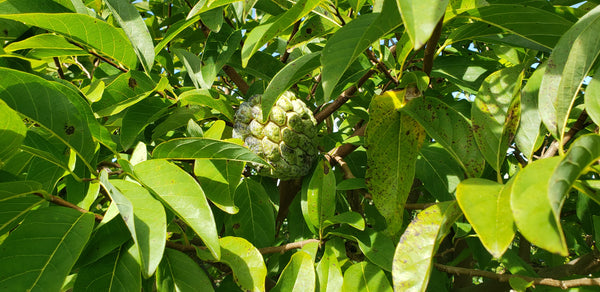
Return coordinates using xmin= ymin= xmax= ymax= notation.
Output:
xmin=233 ymin=92 xmax=319 ymax=180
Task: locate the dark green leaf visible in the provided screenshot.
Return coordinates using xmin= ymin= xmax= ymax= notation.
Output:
xmin=0 ymin=181 xmax=45 ymax=236
xmin=0 ymin=99 xmax=26 ymax=166
xmin=157 ymin=248 xmax=215 ymax=292
xmin=230 ymin=179 xmax=275 ymax=248
xmin=179 ymin=89 xmax=236 ymax=122
xmin=0 ymin=208 xmax=94 ymax=291
xmin=398 ymin=0 xmax=449 ymax=49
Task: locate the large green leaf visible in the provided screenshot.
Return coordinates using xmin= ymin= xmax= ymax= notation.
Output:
xmin=152 ymin=137 xmax=268 ymax=166
xmin=134 ymin=159 xmax=220 ymax=259
xmin=456 ymin=178 xmax=516 ymax=258
xmin=111 ymin=180 xmax=167 ymax=278
xmin=230 ymin=179 xmax=275 ymax=248
xmin=197 ymin=236 xmax=267 ymax=292
xmin=179 ymin=89 xmax=236 ymax=122
xmin=75 ymin=216 xmax=131 ymax=269
xmin=321 ymin=0 xmax=401 ymax=100
xmin=329 ymin=226 xmax=395 ymax=272
xmin=397 ymin=0 xmax=449 ymax=50
xmin=585 ymin=74 xmax=600 ymax=126
xmin=73 ymin=243 xmax=141 ymax=292
xmin=511 ymin=157 xmax=568 ymax=256
xmin=0 ymin=13 xmax=137 ymax=69
xmin=539 ymin=5 xmax=600 ymax=140
xmin=316 ymin=244 xmax=343 ymax=292
xmin=430 ymin=55 xmax=499 ymax=92
xmin=515 ymin=64 xmax=544 ymax=160
xmin=105 ymin=0 xmax=154 ymax=71
xmin=459 ymin=4 xmax=573 ymax=51
xmin=304 ymin=159 xmax=336 ymax=236
xmin=20 ymin=130 xmax=72 ymax=176
xmin=194 ymin=159 xmax=242 ymax=214
xmin=157 ymin=248 xmax=214 ymax=292
xmin=0 ymin=68 xmax=96 ymax=166
xmin=402 ymin=96 xmax=485 ymax=178
xmin=174 ymin=49 xmax=204 ymax=89
xmin=271 ymin=251 xmax=316 ymax=292
xmin=472 ymin=66 xmax=524 ymax=172
xmin=261 ymin=52 xmax=321 ymax=121
xmin=0 ymin=207 xmax=94 ymax=291
xmin=342 ymin=262 xmax=393 ymax=292
xmin=200 ymin=28 xmax=242 ymax=89
xmin=548 ymin=134 xmax=600 ymax=232
xmin=366 ymin=90 xmax=425 ymax=238
xmin=415 ymin=143 xmax=465 ymax=202
xmin=92 ymin=70 xmax=158 ymax=117
xmin=0 ymin=181 xmax=45 ymax=236
xmin=392 ymin=201 xmax=462 ymax=292
xmin=120 ymin=97 xmax=171 ymax=150
xmin=0 ymin=99 xmax=26 ymax=166
xmin=241 ymin=0 xmax=322 ymax=67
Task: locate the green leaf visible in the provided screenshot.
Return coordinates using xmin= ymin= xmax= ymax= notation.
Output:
xmin=456 ymin=178 xmax=516 ymax=258
xmin=511 ymin=157 xmax=568 ymax=256
xmin=260 ymin=52 xmax=321 ymax=121
xmin=0 ymin=13 xmax=137 ymax=69
xmin=271 ymin=251 xmax=316 ymax=292
xmin=154 ymin=14 xmax=201 ymax=55
xmin=157 ymin=248 xmax=215 ymax=292
xmin=153 ymin=137 xmax=269 ymax=166
xmin=174 ymin=49 xmax=204 ymax=89
xmin=288 ymin=14 xmax=338 ymax=49
xmin=241 ymin=0 xmax=322 ymax=67
xmin=110 ymin=180 xmax=167 ymax=278
xmin=194 ymin=159 xmax=241 ymax=214
xmin=322 ymin=212 xmax=365 ymax=231
xmin=460 ymin=4 xmax=573 ymax=51
xmin=366 ymin=90 xmax=426 ymax=238
xmin=197 ymin=237 xmax=266 ymax=292
xmin=539 ymin=5 xmax=600 ymax=140
xmin=336 ymin=178 xmax=367 ymax=191
xmin=548 ymin=134 xmax=600 ymax=234
xmin=105 ymin=0 xmax=154 ymax=71
xmin=73 ymin=243 xmax=141 ymax=292
xmin=342 ymin=262 xmax=393 ymax=292
xmin=121 ymin=97 xmax=171 ymax=150
xmin=0 ymin=207 xmax=94 ymax=291
xmin=20 ymin=130 xmax=72 ymax=174
xmin=230 ymin=179 xmax=275 ymax=248
xmin=585 ymin=75 xmax=600 ymax=126
xmin=92 ymin=70 xmax=158 ymax=117
xmin=0 ymin=68 xmax=96 ymax=166
xmin=201 ymin=28 xmax=242 ymax=89
xmin=392 ymin=201 xmax=462 ymax=291
xmin=515 ymin=64 xmax=545 ymax=160
xmin=329 ymin=227 xmax=395 ymax=272
xmin=430 ymin=55 xmax=499 ymax=92
xmin=304 ymin=159 xmax=336 ymax=235
xmin=397 ymin=0 xmax=449 ymax=50
xmin=0 ymin=181 xmax=45 ymax=236
xmin=0 ymin=99 xmax=26 ymax=166
xmin=179 ymin=89 xmax=236 ymax=122
xmin=416 ymin=143 xmax=465 ymax=202
xmin=472 ymin=66 xmax=524 ymax=172
xmin=75 ymin=216 xmax=131 ymax=269
xmin=316 ymin=246 xmax=343 ymax=292
xmin=402 ymin=96 xmax=485 ymax=177
xmin=134 ymin=159 xmax=220 ymax=259
xmin=321 ymin=0 xmax=401 ymax=100
xmin=3 ymin=33 xmax=88 ymax=58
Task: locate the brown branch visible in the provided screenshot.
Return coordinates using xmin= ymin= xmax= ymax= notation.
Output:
xmin=423 ymin=16 xmax=444 ymax=76
xmin=223 ymin=65 xmax=249 ymax=95
xmin=259 ymin=239 xmax=321 ymax=255
xmin=434 ymin=263 xmax=600 ymax=289
xmin=537 ymin=251 xmax=600 ymax=279
xmin=366 ymin=49 xmax=398 ymax=84
xmin=314 ymin=70 xmax=376 ymax=124
xmin=53 ymin=57 xmax=65 ymax=79
xmin=281 ymin=21 xmax=301 ymax=63
xmin=69 ymin=41 xmax=128 ymax=73
xmin=275 ymin=178 xmax=303 ymax=235
xmin=35 ymin=193 xmax=104 ymax=221
xmin=541 ymin=110 xmax=589 ymax=158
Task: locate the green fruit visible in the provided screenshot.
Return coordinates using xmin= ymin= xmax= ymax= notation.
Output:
xmin=233 ymin=92 xmax=318 ymax=180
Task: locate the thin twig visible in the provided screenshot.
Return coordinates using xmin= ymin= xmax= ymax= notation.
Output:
xmin=434 ymin=263 xmax=600 ymax=289
xmin=259 ymin=239 xmax=321 ymax=255
xmin=35 ymin=193 xmax=104 ymax=221
xmin=366 ymin=49 xmax=398 ymax=84
xmin=423 ymin=16 xmax=444 ymax=76
xmin=314 ymin=70 xmax=376 ymax=124
xmin=281 ymin=21 xmax=301 ymax=63
xmin=223 ymin=65 xmax=249 ymax=95
xmin=53 ymin=57 xmax=65 ymax=79
xmin=541 ymin=111 xmax=589 ymax=158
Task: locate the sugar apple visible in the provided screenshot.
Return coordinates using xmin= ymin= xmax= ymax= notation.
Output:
xmin=233 ymin=92 xmax=318 ymax=180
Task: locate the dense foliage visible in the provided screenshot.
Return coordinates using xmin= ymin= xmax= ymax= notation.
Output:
xmin=2 ymin=0 xmax=600 ymax=291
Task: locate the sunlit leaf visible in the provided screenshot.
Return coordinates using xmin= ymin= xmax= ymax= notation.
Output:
xmin=0 ymin=99 xmax=26 ymax=166
xmin=157 ymin=248 xmax=214 ymax=292
xmin=343 ymin=261 xmax=392 ymax=292
xmin=271 ymin=251 xmax=316 ymax=292
xmin=230 ymin=179 xmax=275 ymax=248
xmin=397 ymin=0 xmax=449 ymax=50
